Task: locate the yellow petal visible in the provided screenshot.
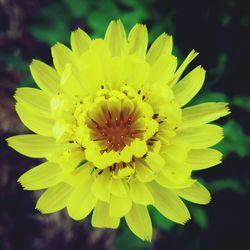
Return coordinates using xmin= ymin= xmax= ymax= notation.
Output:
xmin=155 ymin=173 xmax=195 ymax=189
xmin=61 ymin=64 xmax=84 ymax=96
xmin=67 ymin=175 xmax=97 ymax=220
xmin=15 ymin=87 xmax=52 ymax=118
xmin=70 ymin=28 xmax=91 ymax=55
xmin=164 ymin=138 xmax=190 ymax=162
xmin=89 ymin=39 xmax=111 ymax=64
xmin=180 ymin=102 xmax=230 ymax=129
xmin=51 ymin=43 xmax=76 ymax=75
xmin=127 ymin=24 xmax=148 ymax=58
xmin=30 ymin=60 xmax=60 ymax=95
xmin=146 ymin=33 xmax=173 ymax=64
xmin=109 ymin=195 xmax=132 ymax=218
xmin=105 ymin=20 xmax=126 ymax=56
xmin=105 ymin=57 xmax=127 ymax=89
xmin=136 ymin=160 xmax=156 ymax=182
xmin=186 ymin=148 xmax=223 ymax=170
xmin=92 ymin=201 xmax=120 ymax=229
xmin=145 ymin=151 xmax=165 ymax=173
xmin=147 ymin=181 xmax=190 ymax=224
xmin=177 ymin=124 xmax=223 ymax=149
xmin=147 ymin=54 xmax=177 ymax=85
xmin=36 ymin=182 xmax=73 ymax=213
xmin=159 ymin=155 xmax=192 ymax=184
xmin=7 ymin=134 xmax=74 ymax=158
xmin=107 ymin=96 xmax=122 ymax=119
xmin=131 ymin=139 xmax=148 ymax=159
xmin=117 ymin=165 xmax=135 ymax=177
xmin=169 ymin=49 xmax=199 ymax=87
xmin=125 ymin=204 xmax=152 ymax=241
xmin=130 ymin=139 xmax=148 ymax=158
xmin=60 ymin=160 xmax=92 ymax=186
xmin=91 ymin=170 xmax=111 ymax=202
xmin=79 ymin=49 xmax=105 ymax=94
xmin=125 ymin=56 xmax=150 ymax=90
xmin=175 ymin=181 xmax=211 ymax=204
xmin=130 ymin=179 xmax=153 ymax=205
xmin=173 ymin=66 xmax=206 ymax=107
xmin=110 ymin=178 xmax=128 ymax=197
xmin=18 ymin=162 xmax=62 ymax=190
xmin=16 ymin=102 xmax=54 ymax=137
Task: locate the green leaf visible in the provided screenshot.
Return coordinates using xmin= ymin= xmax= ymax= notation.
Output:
xmin=208 ymin=179 xmax=247 ymax=194
xmin=119 ymin=0 xmax=154 ymax=8
xmin=87 ymin=2 xmax=121 ymax=37
xmin=152 ymin=208 xmax=175 ymax=231
xmin=18 ymin=75 xmax=37 ymax=88
xmin=190 ymin=206 xmax=208 ymax=229
xmin=116 ymin=219 xmax=151 ymax=250
xmin=221 ymin=14 xmax=231 ymax=25
xmin=148 ymin=25 xmax=164 ymax=43
xmin=214 ymin=120 xmax=250 ymax=157
xmin=76 ymin=159 xmax=88 ymax=168
xmin=163 ymin=15 xmax=175 ymax=35
xmin=210 ymin=53 xmax=228 ymax=75
xmin=29 ymin=22 xmax=70 ymax=45
xmin=120 ymin=9 xmax=150 ymax=32
xmin=232 ymin=96 xmax=250 ymax=111
xmin=62 ymin=0 xmax=89 ymax=17
xmin=28 ymin=3 xmax=71 ymax=45
xmin=119 ymin=0 xmax=141 ymax=8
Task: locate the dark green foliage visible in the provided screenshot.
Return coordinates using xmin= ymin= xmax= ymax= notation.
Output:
xmin=232 ymin=96 xmax=250 ymax=111
xmin=208 ymin=179 xmax=248 ymax=194
xmin=215 ymin=120 xmax=250 ymax=157
xmin=28 ymin=2 xmax=71 ymax=45
xmin=190 ymin=206 xmax=208 ymax=229
xmin=116 ymin=220 xmax=151 ymax=250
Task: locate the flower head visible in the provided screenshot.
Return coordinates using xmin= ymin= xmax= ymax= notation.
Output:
xmin=7 ymin=20 xmax=230 ymax=240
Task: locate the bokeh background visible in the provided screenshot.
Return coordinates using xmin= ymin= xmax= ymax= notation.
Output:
xmin=0 ymin=0 xmax=249 ymax=249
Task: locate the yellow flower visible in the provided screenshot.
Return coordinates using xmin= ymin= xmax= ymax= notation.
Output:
xmin=7 ymin=20 xmax=230 ymax=241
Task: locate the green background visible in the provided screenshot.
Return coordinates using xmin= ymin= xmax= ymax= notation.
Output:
xmin=0 ymin=0 xmax=249 ymax=249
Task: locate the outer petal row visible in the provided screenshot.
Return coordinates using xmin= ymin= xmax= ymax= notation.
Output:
xmin=18 ymin=162 xmax=62 ymax=190
xmin=105 ymin=20 xmax=126 ymax=56
xmin=180 ymin=102 xmax=230 ymax=128
xmin=70 ymin=28 xmax=91 ymax=55
xmin=177 ymin=124 xmax=223 ymax=149
xmin=7 ymin=134 xmax=75 ymax=158
xmin=30 ymin=60 xmax=60 ymax=95
xmin=36 ymin=182 xmax=73 ymax=213
xmin=173 ymin=65 xmax=206 ymax=107
xmin=146 ymin=33 xmax=173 ymax=64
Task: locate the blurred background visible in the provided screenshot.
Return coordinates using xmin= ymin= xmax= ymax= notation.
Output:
xmin=0 ymin=0 xmax=249 ymax=249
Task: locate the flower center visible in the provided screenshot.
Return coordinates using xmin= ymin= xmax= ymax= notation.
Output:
xmin=86 ymin=98 xmax=145 ymax=152
xmin=74 ymin=88 xmax=160 ymax=169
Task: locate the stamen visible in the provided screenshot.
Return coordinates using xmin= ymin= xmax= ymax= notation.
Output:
xmin=153 ymin=114 xmax=159 ymax=119
xmin=98 ymin=170 xmax=103 ymax=175
xmin=87 ymin=101 xmax=144 ymax=151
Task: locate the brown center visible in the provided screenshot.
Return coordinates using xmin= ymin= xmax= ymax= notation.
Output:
xmin=87 ymin=105 xmax=144 ymax=152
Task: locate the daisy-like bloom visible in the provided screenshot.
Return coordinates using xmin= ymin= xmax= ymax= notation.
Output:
xmin=7 ymin=20 xmax=230 ymax=240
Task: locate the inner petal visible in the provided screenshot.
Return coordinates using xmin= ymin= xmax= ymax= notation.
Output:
xmin=86 ymin=96 xmax=145 ymax=152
